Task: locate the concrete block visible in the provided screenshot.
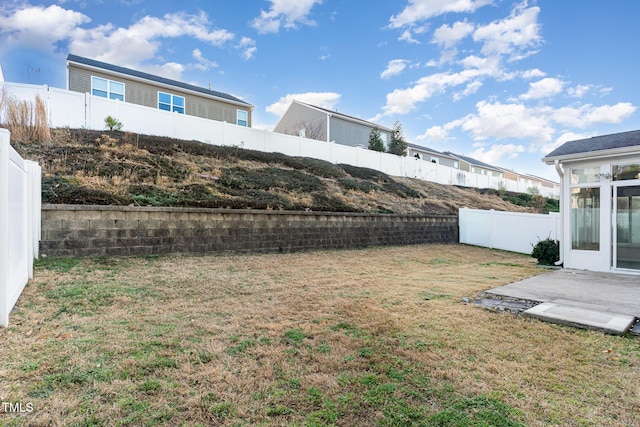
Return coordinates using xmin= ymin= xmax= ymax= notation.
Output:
xmin=41 ymin=219 xmax=63 ymax=231
xmin=138 ymin=220 xmax=160 ymax=230
xmin=148 ymin=211 xmax=171 ymax=220
xmin=45 ymin=210 xmax=74 ymax=220
xmin=125 ymin=211 xmax=150 ymax=221
xmin=114 ymin=220 xmax=139 ymax=230
xmin=63 ymin=219 xmax=91 ymax=230
xmin=43 ymin=229 xmax=75 ymax=241
xmin=81 ymin=210 xmax=103 ymax=221
xmin=90 ymin=219 xmax=116 ymax=230
xmin=101 ymin=211 xmax=125 ymax=220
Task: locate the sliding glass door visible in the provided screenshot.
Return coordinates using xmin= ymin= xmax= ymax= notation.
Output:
xmin=612 ymin=163 xmax=640 ymax=270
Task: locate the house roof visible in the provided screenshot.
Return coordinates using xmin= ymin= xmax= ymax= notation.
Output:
xmin=444 ymin=152 xmax=503 ymax=172
xmin=543 ymin=129 xmax=640 ymax=163
xmin=66 ymin=54 xmax=252 ymax=108
xmin=293 ymin=101 xmax=393 ymax=132
xmin=407 ymin=143 xmax=457 ymax=159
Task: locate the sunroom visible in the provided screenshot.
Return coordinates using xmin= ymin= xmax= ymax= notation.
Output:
xmin=543 ymin=130 xmax=640 ymax=273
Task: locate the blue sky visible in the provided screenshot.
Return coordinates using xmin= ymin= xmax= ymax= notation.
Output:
xmin=1 ymin=0 xmax=639 ymax=181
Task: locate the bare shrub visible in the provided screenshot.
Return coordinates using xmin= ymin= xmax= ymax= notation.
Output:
xmin=0 ymin=89 xmax=51 ymax=143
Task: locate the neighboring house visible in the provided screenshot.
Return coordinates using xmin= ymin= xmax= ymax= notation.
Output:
xmin=444 ymin=152 xmax=504 ymax=178
xmin=273 ymin=100 xmax=393 ymax=148
xmin=406 ymin=143 xmax=460 ymax=168
xmin=497 ymin=168 xmax=558 ymax=192
xmin=543 ymin=129 xmax=640 ymax=273
xmin=66 ymin=54 xmax=253 ymax=127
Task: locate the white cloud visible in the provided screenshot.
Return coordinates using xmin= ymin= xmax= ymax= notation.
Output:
xmin=521 ymin=68 xmax=546 ymax=79
xmin=469 ymin=143 xmax=526 ymax=164
xmin=251 ymin=0 xmax=322 ymax=34
xmin=453 ymin=80 xmax=483 ymax=101
xmin=238 ymin=37 xmax=257 ymax=60
xmin=416 ymin=125 xmax=448 ymax=142
xmin=519 ymin=77 xmax=565 ymax=100
xmin=389 ymin=0 xmax=492 ymax=29
xmin=552 ymin=102 xmax=636 ymax=128
xmin=0 ymin=4 xmax=90 ymax=51
xmin=266 ymin=92 xmax=341 ymax=116
xmin=69 ymin=12 xmax=234 ymax=71
xmin=473 ymin=3 xmax=541 ymax=59
xmin=417 ymin=101 xmax=637 ymax=156
xmin=192 ymin=48 xmax=218 ymax=71
xmin=380 ymin=58 xmax=502 ymax=116
xmin=567 ymin=84 xmax=591 ymax=98
xmin=0 ymin=4 xmax=250 ymax=79
xmin=432 ymin=20 xmax=474 ymax=48
xmin=461 ymin=100 xmax=555 ymax=143
xmin=381 ymin=59 xmax=409 ymax=79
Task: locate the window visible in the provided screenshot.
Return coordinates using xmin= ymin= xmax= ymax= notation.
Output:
xmin=570 ymin=167 xmax=600 ymax=184
xmin=613 ymin=163 xmax=640 ymax=181
xmin=91 ymin=76 xmax=124 ymax=101
xmin=571 ymin=187 xmax=600 ymax=250
xmin=237 ymin=110 xmax=248 ymax=127
xmin=158 ymin=92 xmax=185 ymax=114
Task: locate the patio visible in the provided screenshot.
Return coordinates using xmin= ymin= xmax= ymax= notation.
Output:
xmin=486 ymin=268 xmax=640 ymax=334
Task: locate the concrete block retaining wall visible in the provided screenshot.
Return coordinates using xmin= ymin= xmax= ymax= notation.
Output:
xmin=40 ymin=205 xmax=459 ymax=257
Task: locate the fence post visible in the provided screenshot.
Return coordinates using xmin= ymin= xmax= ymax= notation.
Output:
xmin=0 ymin=129 xmax=10 ymax=327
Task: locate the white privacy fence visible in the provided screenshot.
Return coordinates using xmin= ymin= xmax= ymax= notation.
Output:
xmin=459 ymin=207 xmax=560 ymax=254
xmin=0 ymin=128 xmax=41 ymax=327
xmin=0 ymin=82 xmax=559 ymax=197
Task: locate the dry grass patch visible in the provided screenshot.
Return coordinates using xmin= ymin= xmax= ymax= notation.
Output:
xmin=1 ymin=245 xmax=638 ymax=426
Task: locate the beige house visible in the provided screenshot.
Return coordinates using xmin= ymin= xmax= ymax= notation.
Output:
xmin=66 ymin=54 xmax=253 ymax=127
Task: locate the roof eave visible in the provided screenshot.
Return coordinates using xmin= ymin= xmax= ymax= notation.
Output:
xmin=542 ymin=145 xmax=640 ymax=165
xmin=67 ymin=59 xmax=253 ymax=109
xmin=295 ymin=101 xmax=392 ymax=132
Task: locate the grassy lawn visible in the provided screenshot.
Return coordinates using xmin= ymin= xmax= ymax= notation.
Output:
xmin=1 ymin=244 xmax=638 ymax=426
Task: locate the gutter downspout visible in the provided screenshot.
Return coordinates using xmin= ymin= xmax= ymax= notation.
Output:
xmin=554 ymin=159 xmax=564 ymax=266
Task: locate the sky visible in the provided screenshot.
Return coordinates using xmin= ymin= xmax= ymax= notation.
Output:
xmin=1 ymin=0 xmax=640 ymax=181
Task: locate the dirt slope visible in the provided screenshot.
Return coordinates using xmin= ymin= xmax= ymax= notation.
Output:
xmin=10 ymin=128 xmax=555 ymax=215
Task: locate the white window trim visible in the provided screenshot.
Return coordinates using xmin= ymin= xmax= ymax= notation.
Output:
xmin=91 ymin=76 xmax=125 ymax=101
xmin=237 ymin=109 xmax=248 ymax=127
xmin=158 ymin=91 xmax=185 ymax=114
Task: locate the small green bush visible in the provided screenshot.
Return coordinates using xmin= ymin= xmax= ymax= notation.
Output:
xmin=531 ymin=237 xmax=560 ymax=266
xmin=104 ymin=116 xmax=123 ymax=131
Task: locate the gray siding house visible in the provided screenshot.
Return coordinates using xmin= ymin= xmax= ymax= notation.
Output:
xmin=443 ymin=152 xmax=504 ymax=178
xmin=407 ymin=143 xmax=460 ymax=168
xmin=273 ymin=101 xmax=393 ymax=148
xmin=66 ymin=54 xmax=253 ymax=127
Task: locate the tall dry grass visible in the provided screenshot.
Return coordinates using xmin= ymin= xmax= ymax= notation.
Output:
xmin=0 ymin=88 xmax=51 ymax=143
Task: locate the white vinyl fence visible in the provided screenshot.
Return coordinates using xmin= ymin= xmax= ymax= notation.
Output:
xmin=0 ymin=82 xmax=559 ymax=198
xmin=459 ymin=207 xmax=560 ymax=254
xmin=0 ymin=128 xmax=41 ymax=327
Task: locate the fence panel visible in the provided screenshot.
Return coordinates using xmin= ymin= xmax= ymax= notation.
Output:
xmin=48 ymin=88 xmax=85 ymax=128
xmin=0 ymin=81 xmax=561 ymax=198
xmin=0 ymin=128 xmax=40 ymax=327
xmin=459 ymin=207 xmax=559 ymax=254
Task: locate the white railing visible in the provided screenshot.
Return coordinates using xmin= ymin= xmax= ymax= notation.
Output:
xmin=459 ymin=207 xmax=560 ymax=254
xmin=0 ymin=128 xmax=41 ymax=327
xmin=0 ymin=82 xmax=559 ymax=198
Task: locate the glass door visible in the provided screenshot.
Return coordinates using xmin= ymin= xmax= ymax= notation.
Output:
xmin=613 ymin=185 xmax=640 ymax=270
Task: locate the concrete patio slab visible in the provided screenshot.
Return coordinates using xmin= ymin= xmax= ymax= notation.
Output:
xmin=524 ymin=303 xmax=636 ymax=335
xmin=485 ymin=269 xmax=640 ymax=334
xmin=487 ymin=269 xmax=640 ymax=318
